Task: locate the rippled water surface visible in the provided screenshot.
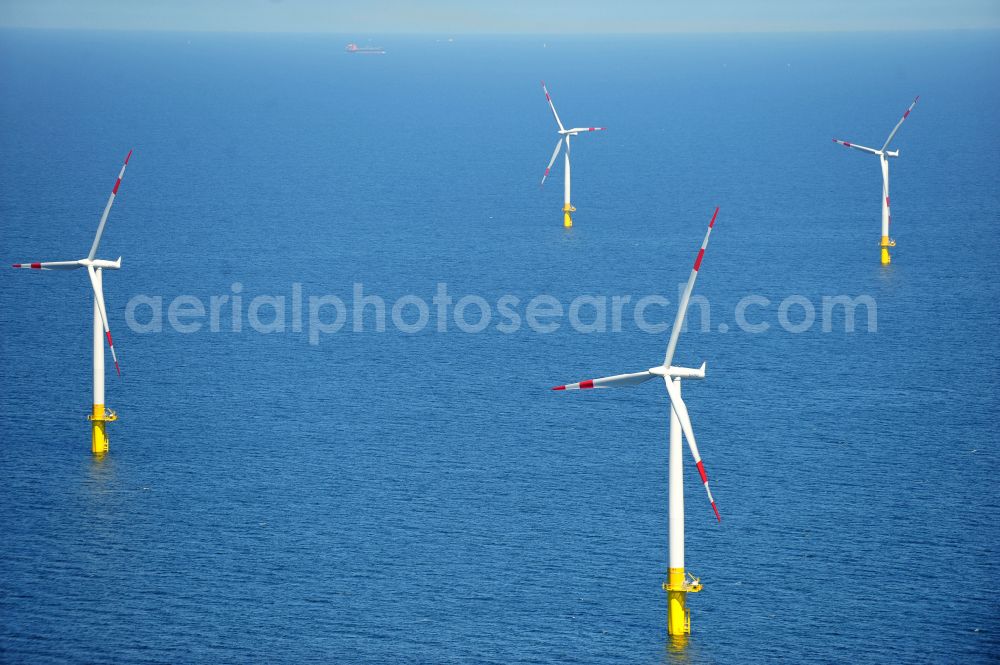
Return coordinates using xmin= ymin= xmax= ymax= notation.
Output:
xmin=1 ymin=30 xmax=998 ymax=663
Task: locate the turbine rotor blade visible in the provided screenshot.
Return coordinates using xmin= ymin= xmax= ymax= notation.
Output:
xmin=663 ymin=207 xmax=719 ymax=369
xmin=88 ymin=149 xmax=132 ymax=260
xmin=541 ymin=81 xmax=565 ymax=132
xmin=664 ymin=377 xmax=720 ymax=522
xmin=882 ymin=155 xmax=890 ymax=222
xmin=881 ymin=96 xmax=919 ymax=152
xmin=12 ymin=260 xmax=81 ymax=270
xmin=87 ymin=266 xmax=121 ymax=377
xmin=565 ymin=127 xmax=606 ymax=133
xmin=831 ymin=139 xmax=880 ymax=156
xmin=541 ymin=138 xmax=564 ymax=186
xmin=552 ymin=370 xmax=655 ymax=391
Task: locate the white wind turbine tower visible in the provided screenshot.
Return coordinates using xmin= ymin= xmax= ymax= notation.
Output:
xmin=539 ymin=81 xmax=606 ymax=228
xmin=12 ymin=150 xmax=132 ymax=455
xmin=551 ymin=207 xmax=722 ymax=637
xmin=833 ymin=96 xmax=919 ymax=265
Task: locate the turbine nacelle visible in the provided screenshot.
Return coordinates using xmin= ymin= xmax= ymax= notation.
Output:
xmin=82 ymin=257 xmax=122 ymax=270
xmin=558 ymin=127 xmax=606 ymax=137
xmin=650 ymin=362 xmax=707 ymax=381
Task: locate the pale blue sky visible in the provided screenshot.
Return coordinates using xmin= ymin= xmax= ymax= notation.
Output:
xmin=1 ymin=0 xmax=998 ymax=33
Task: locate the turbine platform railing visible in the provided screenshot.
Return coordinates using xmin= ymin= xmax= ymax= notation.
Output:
xmin=88 ymin=407 xmax=118 ymax=423
xmin=662 ymin=571 xmax=703 ymax=594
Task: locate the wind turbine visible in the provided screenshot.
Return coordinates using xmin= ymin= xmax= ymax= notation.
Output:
xmin=551 ymin=207 xmax=722 ymax=637
xmin=539 ymin=81 xmax=606 ymax=228
xmin=833 ymin=96 xmax=919 ymax=265
xmin=12 ymin=150 xmax=132 ymax=455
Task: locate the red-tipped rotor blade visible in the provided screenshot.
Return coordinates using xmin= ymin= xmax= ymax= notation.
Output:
xmin=663 ymin=207 xmax=718 ymax=369
xmin=552 ymin=369 xmax=655 ymax=391
xmin=88 ymin=149 xmax=132 ymax=260
xmin=881 ymin=96 xmax=919 ymax=151
xmin=664 ymin=376 xmax=720 ymax=522
xmin=87 ymin=265 xmax=121 ymax=378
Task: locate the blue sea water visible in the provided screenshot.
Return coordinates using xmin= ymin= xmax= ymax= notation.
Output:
xmin=1 ymin=29 xmax=998 ymax=663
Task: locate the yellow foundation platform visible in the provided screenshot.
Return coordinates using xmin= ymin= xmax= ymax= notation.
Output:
xmin=881 ymin=236 xmax=896 ymax=265
xmin=563 ymin=203 xmax=576 ymax=228
xmin=88 ymin=403 xmax=117 ymax=455
xmin=663 ymin=568 xmax=702 ymax=635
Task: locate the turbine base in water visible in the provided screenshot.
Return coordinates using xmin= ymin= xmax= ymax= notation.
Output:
xmin=563 ymin=203 xmax=576 ymax=228
xmin=663 ymin=568 xmax=702 ymax=635
xmin=881 ymin=236 xmax=895 ymax=265
xmin=88 ymin=404 xmax=117 ymax=455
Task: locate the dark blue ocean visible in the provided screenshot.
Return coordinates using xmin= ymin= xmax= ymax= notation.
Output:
xmin=1 ymin=30 xmax=998 ymax=663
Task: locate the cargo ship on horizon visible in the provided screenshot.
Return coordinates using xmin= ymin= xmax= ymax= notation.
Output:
xmin=345 ymin=43 xmax=386 ymax=55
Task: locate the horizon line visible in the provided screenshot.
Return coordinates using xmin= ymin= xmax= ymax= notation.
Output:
xmin=2 ymin=25 xmax=999 ymax=36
